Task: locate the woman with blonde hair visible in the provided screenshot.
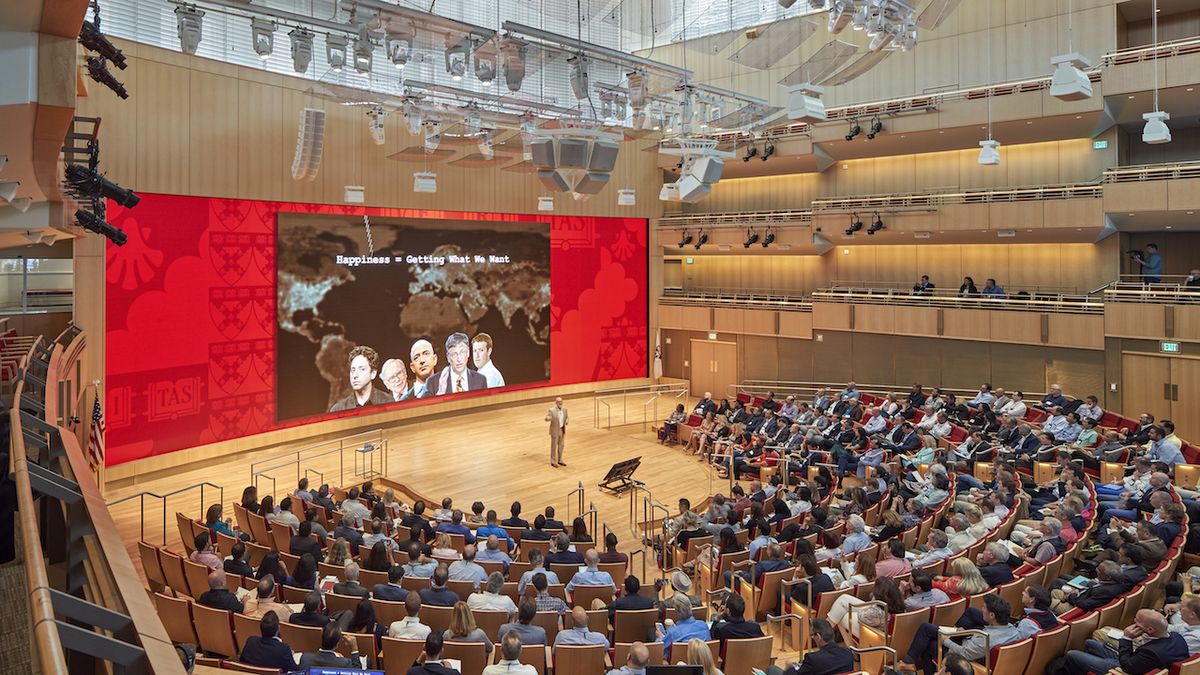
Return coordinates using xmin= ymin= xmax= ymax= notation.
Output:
xmin=326 ymin=538 xmax=350 ymax=566
xmin=443 ymin=601 xmax=494 ymax=655
xmin=836 ymin=550 xmax=877 ymax=589
xmin=933 ymin=557 xmax=988 ymax=596
xmin=686 ymin=411 xmax=716 ymax=454
xmin=431 ymin=532 xmax=458 ymax=559
xmin=683 ymin=637 xmax=723 ymax=675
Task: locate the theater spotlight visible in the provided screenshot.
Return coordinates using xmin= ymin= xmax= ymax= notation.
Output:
xmin=65 ymin=163 xmax=140 ymax=207
xmin=845 ymin=213 xmax=863 ymax=236
xmin=678 ymin=230 xmax=694 ymax=248
xmin=761 ymin=228 xmax=776 ymax=248
xmin=867 ymin=212 xmax=885 ymax=235
xmin=75 ymin=208 xmax=127 ymax=246
xmin=474 ymin=48 xmax=496 ymax=85
xmin=501 ymin=37 xmax=527 ymax=92
xmin=251 ymin=18 xmax=275 ymax=60
xmin=694 ymin=231 xmax=708 ymax=250
xmin=867 ymin=116 xmax=883 ymax=139
xmin=352 ymin=28 xmax=373 ymax=74
xmin=743 ymin=228 xmax=760 ymax=248
xmin=568 ymin=55 xmax=590 ymax=99
xmin=175 ymin=5 xmax=204 ymax=55
xmin=761 ymin=143 xmax=775 ymax=161
xmin=743 ymin=144 xmax=758 ymax=162
xmin=85 ymin=56 xmax=128 ymax=99
xmin=845 ymin=119 xmax=862 ymax=141
xmin=445 ymin=35 xmax=469 ymax=81
xmin=79 ymin=15 xmax=127 ymax=70
xmin=289 ymin=27 xmax=313 ymax=73
xmin=386 ymin=22 xmax=415 ymax=69
xmin=326 ymin=34 xmax=348 ymax=72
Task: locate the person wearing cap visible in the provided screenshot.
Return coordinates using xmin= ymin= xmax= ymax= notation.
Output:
xmin=661 ymin=570 xmax=701 ymax=611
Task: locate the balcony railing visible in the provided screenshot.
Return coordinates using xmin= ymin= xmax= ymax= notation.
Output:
xmin=661 ymin=287 xmax=812 ymax=310
xmin=1102 ymin=161 xmax=1200 ymax=183
xmin=813 ymin=286 xmax=1102 ymax=314
xmin=1101 ymin=36 xmax=1200 ymax=66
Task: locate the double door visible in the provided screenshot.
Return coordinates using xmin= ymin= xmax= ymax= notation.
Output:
xmin=1121 ymin=353 xmax=1200 ymax=441
xmin=690 ymin=340 xmax=738 ymax=401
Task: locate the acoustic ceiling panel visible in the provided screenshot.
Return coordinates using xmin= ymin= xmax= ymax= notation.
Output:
xmin=728 ymin=16 xmax=818 ymax=70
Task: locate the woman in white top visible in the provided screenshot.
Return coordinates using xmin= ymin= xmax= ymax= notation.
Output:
xmin=834 ymin=551 xmax=877 ymax=590
xmin=815 ymin=530 xmax=844 ymax=562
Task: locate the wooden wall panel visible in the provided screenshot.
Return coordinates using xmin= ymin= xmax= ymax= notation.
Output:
xmin=990 ymin=343 xmax=1051 ymax=394
xmin=236 ymin=79 xmax=284 ymax=201
xmin=894 ymin=307 xmax=939 ymax=337
xmin=713 ymin=308 xmax=744 ymax=334
xmin=1104 ymin=303 xmax=1167 ymax=339
xmin=989 ymin=202 xmax=1043 ymax=231
xmin=943 ymin=309 xmax=992 ymax=341
xmin=134 ymin=60 xmax=191 ymax=194
xmin=680 ymin=307 xmax=712 ymax=331
xmin=854 ymin=304 xmax=896 ymax=334
xmin=1104 ymin=182 xmax=1170 ymax=213
xmin=741 ymin=335 xmax=780 ymax=383
xmin=658 ymin=305 xmax=682 ymax=329
xmin=189 ymin=70 xmax=239 ymax=197
xmin=1169 ymin=177 xmax=1200 ymax=211
xmin=940 ymin=340 xmax=994 ymax=390
xmin=742 ymin=310 xmax=777 ymax=336
xmin=1173 ymin=306 xmax=1200 ymax=343
xmin=1049 ymin=314 xmax=1106 ymax=350
xmin=779 ymin=312 xmax=813 ymax=339
xmin=811 ymin=332 xmax=854 ymax=383
xmin=812 ymin=303 xmax=852 ymax=330
xmin=776 ymin=338 xmax=815 ymax=381
xmin=993 ymin=311 xmax=1043 ymax=345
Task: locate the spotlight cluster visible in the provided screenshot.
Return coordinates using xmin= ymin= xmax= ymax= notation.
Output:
xmin=846 ymin=116 xmax=884 ymax=141
xmin=63 ymin=141 xmax=138 ymax=247
xmin=677 ymin=229 xmax=708 ymax=250
xmin=79 ymin=1 xmax=129 ymax=99
xmin=744 ymin=227 xmax=777 ymax=248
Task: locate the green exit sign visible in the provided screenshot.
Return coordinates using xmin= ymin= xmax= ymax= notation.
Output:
xmin=1161 ymin=341 xmax=1181 ymax=353
xmin=685 ymin=257 xmax=694 ymax=264
xmin=1093 ymin=140 xmax=1109 ymax=149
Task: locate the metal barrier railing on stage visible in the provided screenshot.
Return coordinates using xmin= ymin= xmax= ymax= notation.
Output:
xmin=593 ymin=382 xmax=689 ymax=431
xmin=107 ymin=482 xmax=225 ymax=545
xmin=249 ymin=429 xmax=389 ymax=498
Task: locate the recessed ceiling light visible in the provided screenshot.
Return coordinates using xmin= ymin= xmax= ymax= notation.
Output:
xmin=1075 ymin=228 xmax=1082 ymax=231
xmin=1128 ymin=213 xmax=1136 ymax=216
xmin=1189 ymin=211 xmax=1195 ymax=215
xmin=1075 ymin=115 xmax=1082 ymax=119
xmin=1128 ymin=95 xmax=1136 ymax=99
xmin=1188 ymin=88 xmax=1195 ymax=92
xmin=1165 ymin=225 xmax=1173 ymax=229
xmin=1026 ymin=121 xmax=1033 ymax=125
xmin=938 ymin=130 xmax=944 ymax=134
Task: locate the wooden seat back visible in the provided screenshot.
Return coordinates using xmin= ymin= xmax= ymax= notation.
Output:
xmin=721 ymin=636 xmax=774 ymax=675
xmin=191 ymin=603 xmax=238 ymax=658
xmin=154 ymin=592 xmax=198 ymax=645
xmin=160 ymin=548 xmax=190 ymax=598
xmin=183 ymin=558 xmax=213 ymax=600
xmin=139 ymin=541 xmax=167 ymax=591
xmin=533 ymin=611 xmax=562 ymax=644
xmin=231 ymin=612 xmax=262 ymax=653
xmin=473 ymin=609 xmax=510 ymax=642
xmin=1025 ymin=623 xmax=1070 ymax=675
xmin=278 ymin=622 xmax=322 ymax=655
xmin=381 ymin=636 xmax=425 ymax=675
xmin=442 ymin=640 xmax=489 ymax=675
xmin=552 ymin=644 xmax=606 ymax=675
xmin=420 ymin=604 xmax=454 ymax=633
xmin=1065 ymin=610 xmax=1100 ymax=652
xmin=571 ymin=584 xmax=614 ymax=610
xmin=614 ymin=641 xmax=665 ymax=666
xmin=518 ymin=643 xmax=547 ymax=675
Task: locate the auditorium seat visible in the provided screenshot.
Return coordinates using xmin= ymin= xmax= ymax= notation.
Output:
xmin=191 ymin=603 xmax=238 ymax=658
xmin=155 ymin=592 xmax=199 ymax=645
xmin=571 ymin=584 xmax=614 ymax=610
xmin=183 ymin=558 xmax=213 ymax=599
xmin=139 ymin=541 xmax=167 ymax=592
xmin=324 ymin=592 xmax=362 ymax=615
xmin=517 ymin=643 xmax=547 ymax=674
xmin=278 ymin=622 xmax=322 ymax=654
xmin=613 ymin=608 xmax=658 ymax=643
xmin=552 ymin=644 xmax=606 ymax=675
xmin=224 ymin=662 xmax=281 ymax=674
xmin=443 ymin=641 xmax=491 ymax=675
xmin=381 ymin=637 xmax=425 ymax=675
xmin=532 ymin=611 xmax=561 ymax=644
xmin=615 ymin=641 xmax=665 ymax=666
xmin=232 ymin=612 xmax=262 ymax=653
xmin=420 ymin=604 xmax=454 ymax=633
xmin=160 ymin=548 xmax=190 ymax=597
xmin=720 ymin=636 xmax=773 ymax=675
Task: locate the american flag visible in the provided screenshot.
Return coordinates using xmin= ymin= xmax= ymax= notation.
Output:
xmin=87 ymin=395 xmax=105 ymax=469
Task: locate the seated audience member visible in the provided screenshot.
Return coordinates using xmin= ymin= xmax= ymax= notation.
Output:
xmin=476 ymin=534 xmax=514 ymax=572
xmin=566 ymin=549 xmax=617 ymax=592
xmin=484 ymin=633 xmax=536 ymax=675
xmin=362 ymin=540 xmax=394 ymax=573
xmin=290 ymin=591 xmax=330 ymax=627
xmin=223 ymin=540 xmax=254 ymax=578
xmin=788 ymin=556 xmax=834 ymax=606
xmin=238 ymin=611 xmax=295 ymax=671
xmin=347 ymin=596 xmax=387 ymax=640
xmin=332 ymin=561 xmax=370 ymax=598
xmin=433 ymin=498 xmax=454 ymax=522
xmin=1015 ymin=585 xmax=1059 ymax=638
xmin=608 ymin=641 xmax=651 ymax=675
xmin=766 ymin=619 xmax=853 ymax=675
xmin=419 ymin=565 xmax=460 ymax=607
xmin=531 ymin=572 xmax=570 ymax=615
xmin=606 ymin=575 xmax=656 ymax=622
xmin=910 ymin=530 xmax=954 ymax=569
xmin=197 ymin=569 xmax=243 ymax=613
xmin=553 ymin=606 xmax=610 ymax=651
xmin=403 ymin=543 xmax=438 ymax=578
xmin=546 ymin=532 xmax=585 ymax=567
xmin=444 ymin=601 xmax=494 ymax=656
xmin=543 ymin=506 xmax=566 ymax=531
xmin=903 ymin=571 xmax=950 ymax=611
xmin=599 ymin=532 xmax=629 ymax=565
xmin=466 ymin=501 xmax=487 ymax=526
xmin=468 ymin=572 xmax=518 ymax=617
xmin=188 ymin=532 xmax=222 ymax=571
xmin=299 ymin=623 xmax=361 ymax=668
xmin=204 ymin=503 xmax=245 ymax=542
xmin=244 ymin=575 xmax=293 ymax=620
xmin=499 ymin=597 xmax=548 ymax=646
xmin=339 ymin=488 xmax=370 ymax=529
xmin=436 ymin=509 xmax=477 ymax=545
xmin=710 ymin=594 xmax=765 ymax=643
xmin=521 ymin=515 xmax=553 ymax=541
xmin=333 ymin=517 xmax=365 ymax=555
xmin=362 ymin=518 xmax=396 ymax=554
xmin=1061 ymin=609 xmax=1189 ymax=675
xmin=400 ymin=500 xmax=437 ymax=542
xmin=1050 ymin=561 xmax=1131 ymax=615
xmin=406 ymin=632 xmax=458 ymax=675
xmin=899 ymin=594 xmax=1021 ymax=674
xmin=431 ymin=532 xmax=458 ymax=559
xmin=876 ymin=539 xmax=913 ymax=578
xmin=517 ymin=550 xmax=559 ymax=595
xmin=827 ymin=576 xmax=906 ymax=642
xmin=448 ymin=545 xmax=489 ymax=590
xmin=476 ymin=510 xmax=514 ymax=551
xmin=372 ymin=565 xmax=408 ymax=601
xmin=501 ymin=501 xmax=528 ymax=529
xmin=975 ymin=541 xmax=1016 ymax=586
xmin=657 ymin=594 xmax=710 ymax=654
xmin=388 ymin=593 xmax=432 ymax=639
xmin=932 ymin=558 xmax=989 ymax=597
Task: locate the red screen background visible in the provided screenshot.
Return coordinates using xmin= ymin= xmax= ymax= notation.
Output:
xmin=104 ymin=194 xmax=648 ymax=466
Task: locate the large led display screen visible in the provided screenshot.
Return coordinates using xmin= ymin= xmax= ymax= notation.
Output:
xmin=104 ymin=194 xmax=648 ymax=466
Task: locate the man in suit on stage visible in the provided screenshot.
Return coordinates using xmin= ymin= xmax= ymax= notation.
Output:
xmin=431 ymin=332 xmax=487 ymax=395
xmin=546 ymin=397 xmax=568 ymax=467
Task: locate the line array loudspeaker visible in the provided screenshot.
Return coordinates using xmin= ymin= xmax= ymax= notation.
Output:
xmin=291 ymin=107 xmax=325 ymax=181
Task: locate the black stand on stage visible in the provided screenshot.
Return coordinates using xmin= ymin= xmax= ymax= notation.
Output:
xmin=598 ymin=457 xmax=643 ymax=495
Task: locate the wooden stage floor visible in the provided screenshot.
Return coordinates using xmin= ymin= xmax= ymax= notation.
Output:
xmin=106 ymin=396 xmax=722 ymax=583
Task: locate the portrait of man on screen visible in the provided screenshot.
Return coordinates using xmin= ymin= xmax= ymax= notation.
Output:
xmin=328 ymin=345 xmax=392 ymax=412
xmin=472 ymin=332 xmax=505 ymax=388
xmin=407 ymin=339 xmax=439 ymax=399
xmin=432 ymin=332 xmax=487 ymax=395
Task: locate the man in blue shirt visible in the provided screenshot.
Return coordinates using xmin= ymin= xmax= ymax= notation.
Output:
xmin=658 ymin=594 xmax=711 ymax=655
xmin=1138 ymin=243 xmax=1164 ymax=283
xmin=566 ymin=549 xmax=617 ymax=593
xmin=1146 ymin=426 xmax=1185 ymax=468
xmin=517 ymin=550 xmax=559 ymax=594
xmin=435 ymin=510 xmax=476 ymax=544
xmin=475 ymin=510 xmax=513 ymax=551
xmin=553 ymin=606 xmax=609 ymax=651
xmin=981 ymin=278 xmax=1006 ymax=298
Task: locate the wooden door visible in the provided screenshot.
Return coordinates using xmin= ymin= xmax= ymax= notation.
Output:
xmin=1121 ymin=354 xmax=1172 ymax=421
xmin=711 ymin=341 xmax=739 ymax=402
xmin=1170 ymin=358 xmax=1200 ymax=440
xmin=690 ymin=340 xmax=714 ymax=398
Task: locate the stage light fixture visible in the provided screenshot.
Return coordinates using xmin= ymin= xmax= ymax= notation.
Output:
xmin=445 ymin=35 xmax=469 ymax=81
xmin=366 ymin=106 xmax=386 ymax=146
xmin=761 ymin=143 xmax=775 ymax=161
xmin=787 ymin=84 xmax=827 ymax=122
xmin=828 ymin=0 xmax=855 ymax=34
xmin=693 ymin=231 xmax=708 ymax=250
xmin=289 ymin=27 xmax=313 ymax=73
xmin=568 ymin=55 xmax=590 ymax=99
xmin=678 ymin=230 xmax=694 ymax=248
xmin=501 ymin=38 xmax=527 ymax=92
xmin=626 ymin=70 xmax=647 ymax=108
xmin=10 ymin=198 xmax=31 ymax=213
xmin=85 ymin=56 xmax=128 ymax=99
xmin=326 ymin=34 xmax=348 ymax=72
xmin=64 ymin=163 xmax=140 ymax=207
xmin=424 ymin=121 xmax=442 ymax=153
xmin=386 ymin=22 xmax=415 ymax=69
xmin=844 ymin=213 xmax=864 ymax=236
xmin=867 ymin=116 xmax=883 ymax=139
xmin=845 ymin=120 xmax=862 ymax=141
xmin=75 ymin=209 xmax=127 ymax=246
xmin=1142 ymin=111 xmax=1171 ymax=144
xmin=251 ymin=18 xmax=275 ymax=60
xmin=744 ymin=229 xmax=760 ymax=248
xmin=743 ymin=144 xmax=758 ymax=162
xmin=413 ymin=171 xmax=437 ymax=193
xmin=474 ymin=44 xmax=496 ymax=85
xmin=978 ymin=139 xmax=1001 ymax=165
xmin=80 ymin=17 xmax=127 ymax=70
xmin=175 ymin=4 xmax=204 ymax=55
xmin=867 ymin=212 xmax=885 ymax=234
xmin=478 ymin=133 xmax=494 ymax=159
xmin=352 ymin=29 xmax=373 ymax=74
xmin=761 ymin=229 xmax=776 ymax=248
xmin=0 ymin=181 xmax=18 ymax=203
xmin=404 ymin=102 xmax=422 ymax=135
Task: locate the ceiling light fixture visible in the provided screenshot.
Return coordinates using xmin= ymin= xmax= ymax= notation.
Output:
xmin=175 ymin=4 xmax=204 ymax=55
xmin=326 ymin=34 xmax=347 ymax=72
xmin=500 ymin=38 xmax=527 ymax=92
xmin=1050 ymin=0 xmax=1094 ymax=101
xmin=1143 ymin=0 xmax=1171 ymax=144
xmin=289 ymin=27 xmax=313 ymax=73
xmin=979 ymin=13 xmax=1001 ymax=165
xmin=386 ymin=22 xmax=415 ymax=69
xmin=445 ymin=35 xmax=470 ymax=81
xmin=250 ymin=18 xmax=274 ymax=60
xmin=352 ymin=27 xmax=372 ymax=74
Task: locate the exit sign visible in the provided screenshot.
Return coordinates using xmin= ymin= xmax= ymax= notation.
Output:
xmin=708 ymin=332 xmax=718 ymax=340
xmin=1093 ymin=140 xmax=1109 ymax=149
xmin=1161 ymin=341 xmax=1181 ymax=353
xmin=685 ymin=257 xmax=694 ymax=264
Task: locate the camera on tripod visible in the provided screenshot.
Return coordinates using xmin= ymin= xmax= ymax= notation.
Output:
xmin=1127 ymin=250 xmax=1145 ymax=261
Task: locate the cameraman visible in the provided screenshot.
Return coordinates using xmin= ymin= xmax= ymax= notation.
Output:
xmin=1134 ymin=243 xmax=1163 ymax=283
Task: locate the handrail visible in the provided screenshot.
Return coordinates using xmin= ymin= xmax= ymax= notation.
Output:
xmin=811 ymin=181 xmax=1102 ymax=211
xmin=1102 ymin=35 xmax=1200 ymax=66
xmin=566 ymin=481 xmax=585 ymax=525
xmin=107 ymin=481 xmax=226 ymax=544
xmin=812 ymin=288 xmax=1102 ymax=315
xmin=578 ymin=505 xmax=599 ymax=550
xmin=249 ymin=429 xmax=388 ymax=499
xmin=1102 ymin=160 xmax=1200 ymax=183
xmin=593 ymin=383 xmax=689 ymax=430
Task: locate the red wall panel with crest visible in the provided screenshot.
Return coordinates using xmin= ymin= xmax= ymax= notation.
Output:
xmin=103 ymin=194 xmax=648 ymax=466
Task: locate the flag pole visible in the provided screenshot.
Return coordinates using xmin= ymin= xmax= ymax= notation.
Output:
xmin=90 ymin=379 xmax=104 ymax=494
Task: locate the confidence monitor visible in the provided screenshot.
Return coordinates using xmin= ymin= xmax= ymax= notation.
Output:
xmin=598 ymin=456 xmax=643 ymax=495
